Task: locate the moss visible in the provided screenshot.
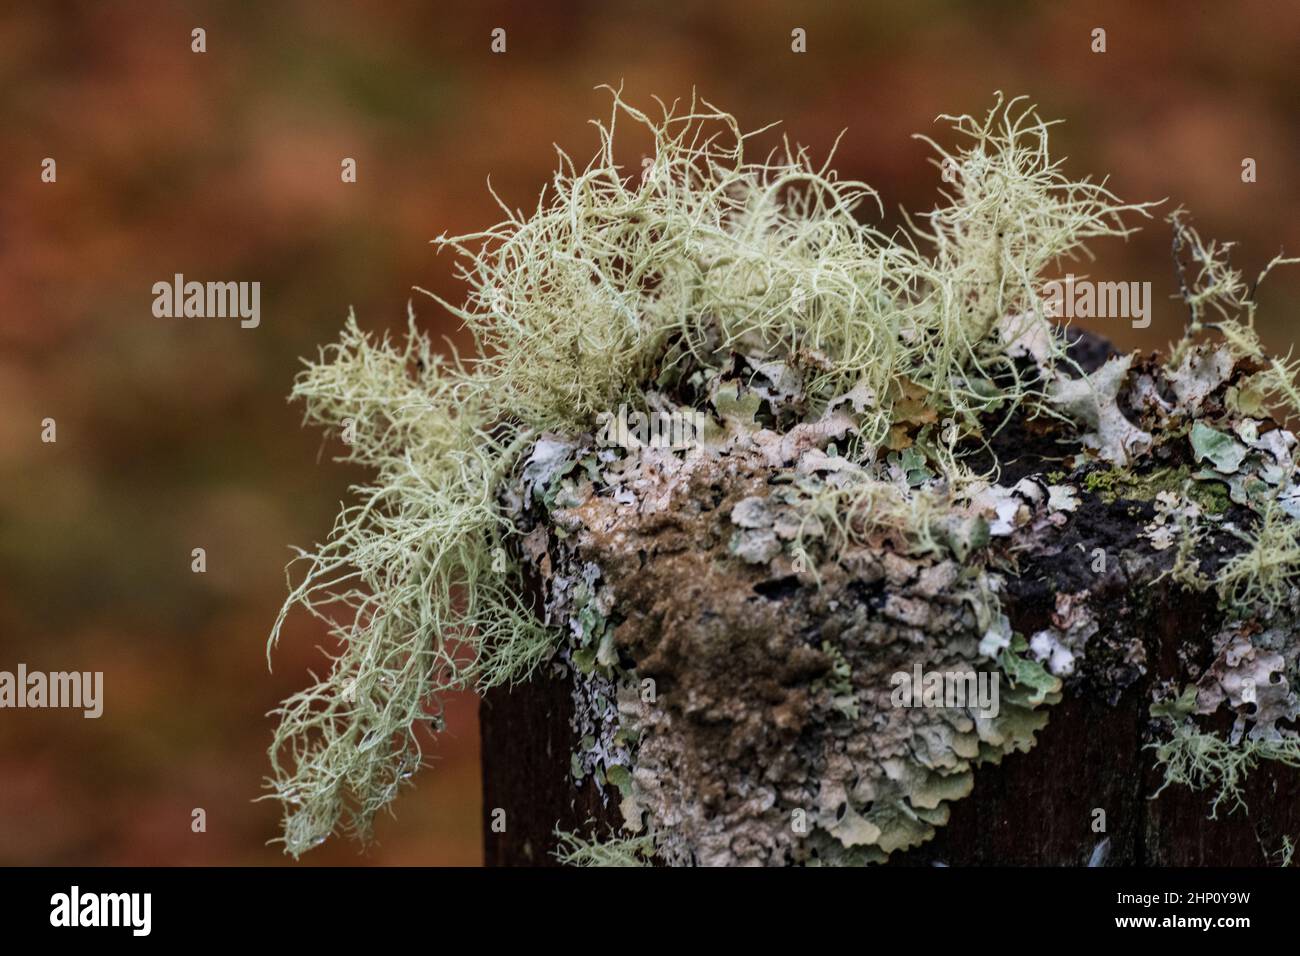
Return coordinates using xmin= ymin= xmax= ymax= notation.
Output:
xmin=1082 ymin=464 xmax=1230 ymax=514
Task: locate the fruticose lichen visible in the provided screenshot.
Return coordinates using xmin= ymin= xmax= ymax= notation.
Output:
xmin=267 ymin=89 xmax=1300 ymax=863
xmin=552 ymin=826 xmax=655 ymax=867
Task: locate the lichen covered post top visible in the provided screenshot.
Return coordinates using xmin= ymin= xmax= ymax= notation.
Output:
xmin=266 ymin=90 xmax=1300 ymax=864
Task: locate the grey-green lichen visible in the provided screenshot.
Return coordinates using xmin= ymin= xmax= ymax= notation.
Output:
xmin=1137 ymin=213 xmax=1300 ymax=820
xmin=1151 ymin=725 xmax=1300 ymax=819
xmin=267 ymin=88 xmax=1300 ymax=862
xmin=552 ymin=825 xmax=655 ymax=866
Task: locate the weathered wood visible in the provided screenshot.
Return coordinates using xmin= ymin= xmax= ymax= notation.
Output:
xmin=481 ymin=668 xmax=616 ymax=866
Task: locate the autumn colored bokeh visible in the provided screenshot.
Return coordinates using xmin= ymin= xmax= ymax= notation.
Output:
xmin=2 ymin=1 xmax=1298 ymax=865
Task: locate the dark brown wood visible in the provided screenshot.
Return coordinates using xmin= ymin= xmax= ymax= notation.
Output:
xmin=480 ymin=667 xmax=617 ymax=866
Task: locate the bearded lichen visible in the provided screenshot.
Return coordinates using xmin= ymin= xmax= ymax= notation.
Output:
xmin=264 ymin=314 xmax=556 ymax=855
xmin=1150 ymin=725 xmax=1300 ymax=819
xmin=1216 ymin=498 xmax=1300 ymax=618
xmin=552 ymin=826 xmax=655 ymax=867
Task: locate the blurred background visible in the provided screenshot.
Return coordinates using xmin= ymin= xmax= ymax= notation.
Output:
xmin=2 ymin=0 xmax=1298 ymax=865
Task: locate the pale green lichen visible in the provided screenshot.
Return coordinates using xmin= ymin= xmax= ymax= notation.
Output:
xmin=1277 ymin=835 xmax=1296 ymax=867
xmin=1150 ymin=723 xmax=1300 ymax=818
xmin=423 ymin=88 xmax=1150 ymax=451
xmin=552 ymin=826 xmax=655 ymax=867
xmin=1140 ymin=219 xmax=1300 ymax=819
xmin=264 ymin=315 xmax=555 ymax=855
xmin=1216 ymin=497 xmax=1300 ymax=617
xmin=1168 ymin=209 xmax=1300 ymax=419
